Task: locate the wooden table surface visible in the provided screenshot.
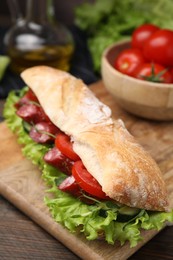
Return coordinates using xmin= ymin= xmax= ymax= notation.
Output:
xmin=0 ymin=98 xmax=173 ymax=260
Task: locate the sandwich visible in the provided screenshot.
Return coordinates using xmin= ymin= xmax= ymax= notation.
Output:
xmin=3 ymin=66 xmax=173 ymax=247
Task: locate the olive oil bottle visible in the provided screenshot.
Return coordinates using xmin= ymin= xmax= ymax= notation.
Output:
xmin=4 ymin=0 xmax=74 ymax=74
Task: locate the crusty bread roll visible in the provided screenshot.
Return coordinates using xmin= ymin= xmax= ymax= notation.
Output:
xmin=21 ymin=66 xmax=169 ymax=211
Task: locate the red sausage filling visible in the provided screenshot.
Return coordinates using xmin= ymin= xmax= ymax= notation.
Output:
xmin=15 ymin=89 xmax=109 ymax=201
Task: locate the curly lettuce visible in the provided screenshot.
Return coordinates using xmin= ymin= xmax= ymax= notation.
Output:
xmin=3 ymin=89 xmax=173 ymax=247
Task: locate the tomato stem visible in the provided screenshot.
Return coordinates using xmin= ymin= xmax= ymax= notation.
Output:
xmin=141 ymin=63 xmax=168 ymax=83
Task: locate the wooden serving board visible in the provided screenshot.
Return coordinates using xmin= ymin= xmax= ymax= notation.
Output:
xmin=0 ymin=81 xmax=173 ymax=260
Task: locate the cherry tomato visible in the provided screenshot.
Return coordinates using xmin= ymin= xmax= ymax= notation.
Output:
xmin=72 ymin=160 xmax=108 ymax=199
xmin=143 ymin=29 xmax=173 ymax=67
xmin=133 ymin=63 xmax=173 ymax=83
xmin=114 ymin=48 xmax=145 ymax=76
xmin=132 ymin=24 xmax=159 ymax=50
xmin=55 ymin=133 xmax=80 ymax=161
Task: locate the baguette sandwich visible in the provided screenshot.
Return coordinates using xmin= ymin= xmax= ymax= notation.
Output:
xmin=3 ymin=66 xmax=173 ymax=247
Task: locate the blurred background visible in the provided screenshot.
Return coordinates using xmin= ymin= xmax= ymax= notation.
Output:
xmin=0 ymin=0 xmax=95 ymax=26
xmin=1 ymin=0 xmax=173 ymax=98
xmin=0 ymin=0 xmax=97 ymax=98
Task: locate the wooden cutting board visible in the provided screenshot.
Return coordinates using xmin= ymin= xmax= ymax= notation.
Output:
xmin=0 ymin=81 xmax=173 ymax=260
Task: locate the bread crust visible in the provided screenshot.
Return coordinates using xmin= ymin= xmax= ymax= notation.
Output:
xmin=21 ymin=66 xmax=169 ymax=211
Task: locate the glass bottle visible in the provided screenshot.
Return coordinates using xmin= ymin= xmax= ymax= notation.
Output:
xmin=4 ymin=0 xmax=74 ymax=74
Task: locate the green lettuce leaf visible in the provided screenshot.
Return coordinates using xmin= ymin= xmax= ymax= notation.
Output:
xmin=3 ymin=89 xmax=173 ymax=247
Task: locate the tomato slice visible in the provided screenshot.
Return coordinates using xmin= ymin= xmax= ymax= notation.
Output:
xmin=72 ymin=160 xmax=108 ymax=199
xmin=55 ymin=133 xmax=80 ymax=161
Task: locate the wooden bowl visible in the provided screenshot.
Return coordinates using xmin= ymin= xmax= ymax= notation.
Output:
xmin=101 ymin=40 xmax=173 ymax=121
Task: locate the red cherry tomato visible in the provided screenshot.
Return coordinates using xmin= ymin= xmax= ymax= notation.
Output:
xmin=72 ymin=160 xmax=108 ymax=199
xmin=143 ymin=29 xmax=173 ymax=67
xmin=133 ymin=63 xmax=173 ymax=83
xmin=132 ymin=24 xmax=159 ymax=50
xmin=55 ymin=133 xmax=80 ymax=161
xmin=114 ymin=48 xmax=145 ymax=76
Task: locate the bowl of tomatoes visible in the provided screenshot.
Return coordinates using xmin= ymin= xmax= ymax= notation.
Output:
xmin=101 ymin=24 xmax=173 ymax=120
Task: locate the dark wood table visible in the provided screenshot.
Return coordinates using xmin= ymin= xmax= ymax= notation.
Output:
xmin=0 ymin=99 xmax=173 ymax=260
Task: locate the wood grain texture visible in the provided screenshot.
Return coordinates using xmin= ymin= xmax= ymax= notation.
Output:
xmin=0 ymin=195 xmax=80 ymax=260
xmin=0 ymin=81 xmax=173 ymax=259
